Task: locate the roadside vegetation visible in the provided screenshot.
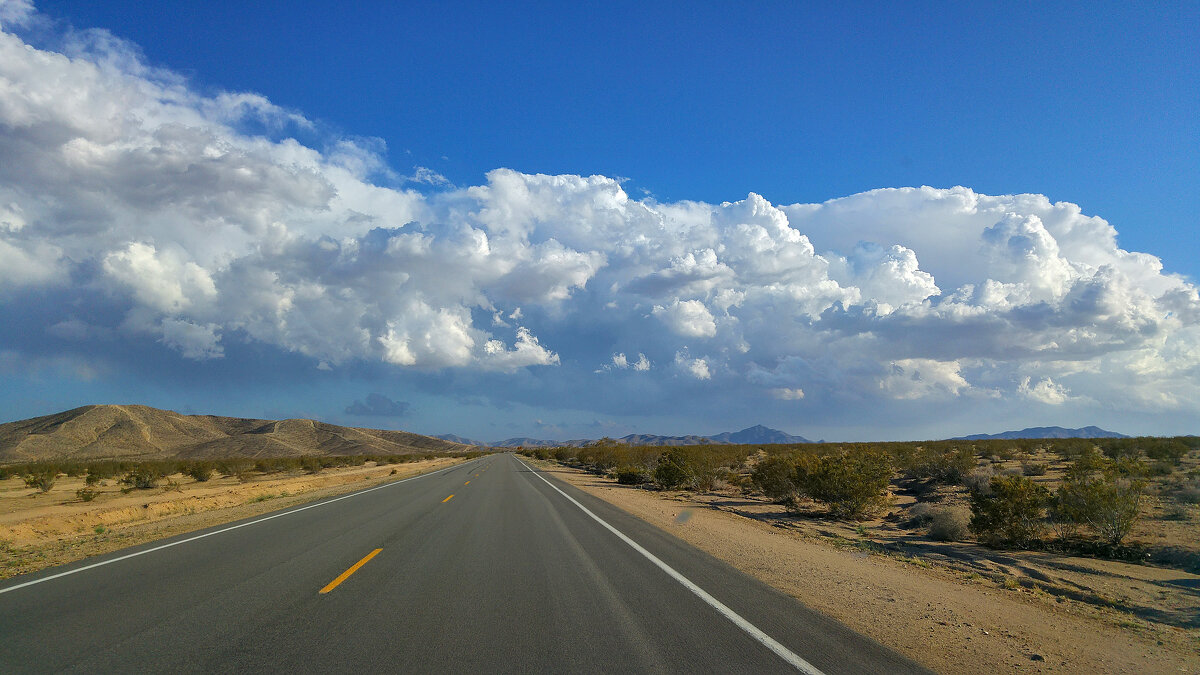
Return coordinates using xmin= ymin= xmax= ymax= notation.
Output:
xmin=520 ymin=436 xmax=1200 ymax=570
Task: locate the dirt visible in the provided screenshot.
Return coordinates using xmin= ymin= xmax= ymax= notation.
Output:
xmin=0 ymin=457 xmax=466 ymax=579
xmin=532 ymin=460 xmax=1200 ymax=674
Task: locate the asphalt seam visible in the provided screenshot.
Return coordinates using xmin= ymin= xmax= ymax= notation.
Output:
xmin=0 ymin=457 xmax=482 ymax=596
xmin=517 ymin=456 xmax=824 ymax=675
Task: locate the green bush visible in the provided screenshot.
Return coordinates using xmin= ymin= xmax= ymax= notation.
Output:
xmin=653 ymin=450 xmax=691 ymax=489
xmin=901 ymin=445 xmax=976 ymax=484
xmin=750 ymin=454 xmax=798 ymax=505
xmin=120 ymin=466 xmax=161 ymax=490
xmin=1021 ymin=461 xmax=1048 ymax=477
xmin=969 ymin=475 xmax=1049 ymax=548
xmin=794 ymin=447 xmax=892 ymax=520
xmin=182 ymin=461 xmax=214 ymax=482
xmin=614 ymin=466 xmax=650 ymax=485
xmin=24 ymin=470 xmax=56 ymax=493
xmin=76 ymin=487 xmax=97 ymax=502
xmin=1056 ymin=470 xmax=1146 ymax=545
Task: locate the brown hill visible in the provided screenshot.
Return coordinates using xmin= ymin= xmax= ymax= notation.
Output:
xmin=0 ymin=405 xmax=473 ymax=463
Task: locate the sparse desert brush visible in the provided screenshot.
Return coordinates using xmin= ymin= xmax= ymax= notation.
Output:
xmin=969 ymin=475 xmax=1049 ymax=548
xmin=1056 ymin=465 xmax=1146 ymax=546
xmin=900 ymin=445 xmax=976 ymax=485
xmin=76 ymin=487 xmax=97 ymax=502
xmin=928 ymin=507 xmax=971 ymax=542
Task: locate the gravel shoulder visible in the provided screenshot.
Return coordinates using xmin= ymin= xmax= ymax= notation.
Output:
xmin=534 ymin=460 xmax=1200 ymax=674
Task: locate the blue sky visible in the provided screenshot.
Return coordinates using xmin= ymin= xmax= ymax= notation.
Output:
xmin=1 ymin=1 xmax=1197 ymax=441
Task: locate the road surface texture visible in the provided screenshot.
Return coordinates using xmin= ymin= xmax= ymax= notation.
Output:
xmin=0 ymin=453 xmax=928 ymax=674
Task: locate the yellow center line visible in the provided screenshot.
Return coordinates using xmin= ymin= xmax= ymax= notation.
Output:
xmin=442 ymin=494 xmax=454 ymax=503
xmin=464 ymin=480 xmax=470 ymax=485
xmin=319 ymin=548 xmax=382 ymax=594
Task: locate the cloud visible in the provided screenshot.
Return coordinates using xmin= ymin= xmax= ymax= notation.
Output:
xmin=1 ymin=10 xmax=1199 ymax=429
xmin=344 ymin=393 xmax=410 ymax=417
xmin=1018 ymin=376 xmax=1071 ymax=405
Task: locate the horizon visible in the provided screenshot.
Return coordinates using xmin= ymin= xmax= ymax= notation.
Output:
xmin=1 ymin=2 xmax=1198 ymax=441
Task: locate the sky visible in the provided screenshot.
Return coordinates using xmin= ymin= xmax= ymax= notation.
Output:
xmin=0 ymin=0 xmax=1197 ymax=442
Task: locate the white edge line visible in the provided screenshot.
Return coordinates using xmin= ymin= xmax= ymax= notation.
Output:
xmin=517 ymin=456 xmax=824 ymax=675
xmin=0 ymin=457 xmax=484 ymax=595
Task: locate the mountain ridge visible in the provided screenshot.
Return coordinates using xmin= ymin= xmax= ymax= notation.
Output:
xmin=436 ymin=424 xmax=814 ymax=448
xmin=953 ymin=425 xmax=1128 ymax=440
xmin=0 ymin=405 xmax=472 ymax=463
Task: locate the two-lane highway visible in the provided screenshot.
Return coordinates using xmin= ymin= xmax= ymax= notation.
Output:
xmin=0 ymin=454 xmax=927 ymax=673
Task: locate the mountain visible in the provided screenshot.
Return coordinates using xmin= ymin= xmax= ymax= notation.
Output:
xmin=485 ymin=425 xmax=810 ymax=448
xmin=955 ymin=426 xmax=1128 ymax=441
xmin=709 ymin=425 xmax=813 ymax=444
xmin=434 ymin=434 xmax=485 ymax=446
xmin=0 ymin=404 xmax=473 ymax=463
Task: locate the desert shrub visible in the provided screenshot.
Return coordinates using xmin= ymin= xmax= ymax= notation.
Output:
xmin=750 ymin=454 xmax=798 ymax=504
xmin=1175 ymin=486 xmax=1200 ymax=505
xmin=1057 ymin=470 xmax=1146 ymax=546
xmin=1021 ymin=461 xmax=1048 ymax=477
xmin=928 ymin=507 xmax=971 ymax=542
xmin=902 ymin=445 xmax=976 ymax=484
xmin=653 ymin=450 xmax=691 ymax=489
xmin=794 ymin=447 xmax=893 ymax=520
xmin=182 ymin=461 xmax=214 ymax=482
xmin=216 ymin=460 xmax=252 ymax=477
xmin=24 ymin=470 xmax=56 ymax=492
xmin=907 ymin=501 xmax=936 ymax=526
xmin=1064 ymin=446 xmax=1108 ymax=480
xmin=964 ymin=465 xmax=996 ymax=494
xmin=76 ymin=487 xmax=97 ymax=502
xmin=552 ymin=446 xmax=574 ymax=462
xmin=120 ymin=466 xmax=161 ymax=490
xmin=1144 ymin=439 xmax=1189 ymax=465
xmin=1162 ymin=504 xmax=1191 ymax=521
xmin=614 ymin=466 xmax=650 ymax=485
xmin=969 ymin=475 xmax=1049 ymax=548
xmin=684 ymin=451 xmax=723 ymax=492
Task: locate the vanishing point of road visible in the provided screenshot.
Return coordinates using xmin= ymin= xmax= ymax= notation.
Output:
xmin=0 ymin=453 xmax=928 ymax=674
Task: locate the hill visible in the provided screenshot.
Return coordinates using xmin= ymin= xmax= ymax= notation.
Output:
xmin=0 ymin=405 xmax=472 ymax=463
xmin=954 ymin=425 xmax=1128 ymax=441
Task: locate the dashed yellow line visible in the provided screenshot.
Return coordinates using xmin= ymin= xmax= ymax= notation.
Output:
xmin=465 ymin=480 xmax=470 ymax=485
xmin=319 ymin=548 xmax=382 ymax=594
xmin=442 ymin=494 xmax=454 ymax=503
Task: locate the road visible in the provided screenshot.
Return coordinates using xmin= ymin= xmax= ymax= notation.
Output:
xmin=0 ymin=453 xmax=928 ymax=674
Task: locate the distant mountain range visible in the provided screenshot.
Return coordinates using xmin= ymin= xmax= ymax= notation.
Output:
xmin=0 ymin=405 xmax=472 ymax=463
xmin=954 ymin=426 xmax=1128 ymax=441
xmin=437 ymin=424 xmax=813 ymax=448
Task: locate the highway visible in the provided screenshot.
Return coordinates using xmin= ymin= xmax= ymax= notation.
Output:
xmin=0 ymin=453 xmax=928 ymax=674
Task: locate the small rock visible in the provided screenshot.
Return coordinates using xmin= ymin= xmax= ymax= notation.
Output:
xmin=1030 ymin=654 xmax=1045 ymax=662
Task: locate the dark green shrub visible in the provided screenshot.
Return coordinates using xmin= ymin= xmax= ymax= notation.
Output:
xmin=182 ymin=461 xmax=214 ymax=482
xmin=750 ymin=454 xmax=798 ymax=505
xmin=120 ymin=466 xmax=161 ymax=490
xmin=969 ymin=475 xmax=1049 ymax=548
xmin=1056 ymin=470 xmax=1146 ymax=545
xmin=76 ymin=487 xmax=97 ymax=502
xmin=794 ymin=447 xmax=893 ymax=520
xmin=654 ymin=451 xmax=691 ymax=489
xmin=300 ymin=456 xmax=323 ymax=474
xmin=902 ymin=445 xmax=976 ymax=484
xmin=614 ymin=466 xmax=650 ymax=485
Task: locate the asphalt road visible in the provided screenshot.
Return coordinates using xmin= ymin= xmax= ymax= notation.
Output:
xmin=0 ymin=453 xmax=928 ymax=674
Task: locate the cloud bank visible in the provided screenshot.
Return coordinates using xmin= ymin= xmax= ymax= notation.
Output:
xmin=1 ymin=10 xmax=1197 ymax=428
